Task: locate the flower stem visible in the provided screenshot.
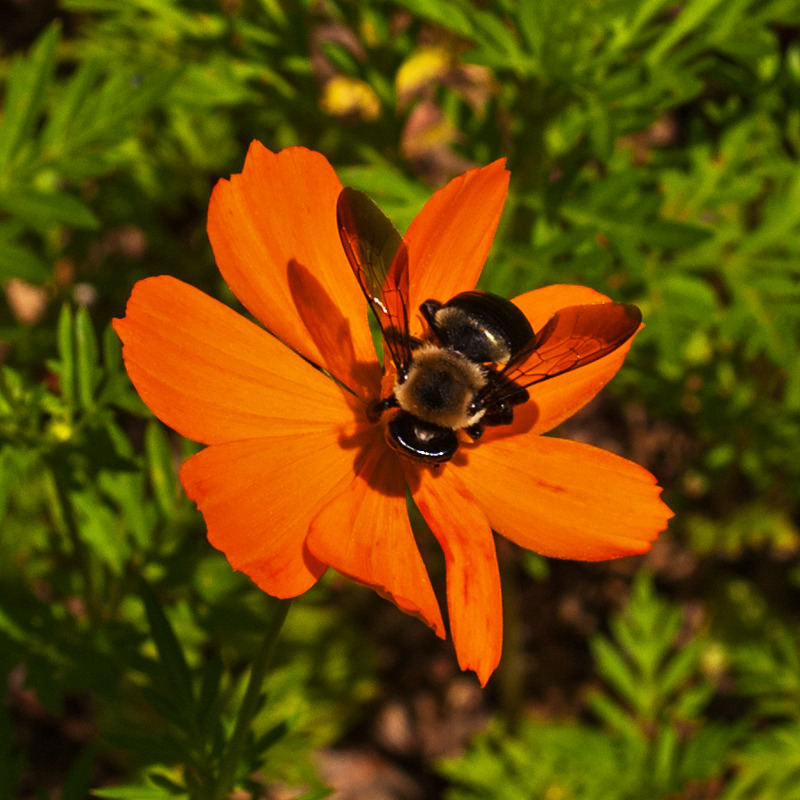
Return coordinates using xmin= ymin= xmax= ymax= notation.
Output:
xmin=213 ymin=598 xmax=292 ymax=799
xmin=497 ymin=539 xmax=524 ymax=733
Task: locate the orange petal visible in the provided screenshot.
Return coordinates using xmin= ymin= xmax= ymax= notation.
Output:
xmin=207 ymin=143 xmax=381 ymax=398
xmin=487 ymin=285 xmax=640 ymax=437
xmin=306 ymin=435 xmax=445 ymax=637
xmin=405 ymin=159 xmax=509 ymax=328
xmin=409 ymin=465 xmax=501 ymax=686
xmin=113 ymin=275 xmax=358 ymax=445
xmin=457 ymin=434 xmax=672 ymax=560
xmin=512 ymin=284 xmax=612 ymax=332
xmin=180 ymin=427 xmax=368 ymax=597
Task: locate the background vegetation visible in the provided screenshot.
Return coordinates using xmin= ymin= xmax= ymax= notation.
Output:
xmin=2 ymin=0 xmax=800 ymax=797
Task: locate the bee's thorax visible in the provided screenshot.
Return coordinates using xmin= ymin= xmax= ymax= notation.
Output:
xmin=393 ymin=344 xmax=487 ymax=430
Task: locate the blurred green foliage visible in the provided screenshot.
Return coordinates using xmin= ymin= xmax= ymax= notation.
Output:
xmin=440 ymin=574 xmax=743 ymax=799
xmin=3 ymin=0 xmax=800 ymax=796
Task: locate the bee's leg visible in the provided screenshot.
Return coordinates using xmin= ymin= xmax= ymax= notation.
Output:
xmin=420 ymin=300 xmax=442 ymax=329
xmin=481 ymin=403 xmax=515 ymax=427
xmin=465 ymin=422 xmax=484 ymax=440
xmin=466 ymin=396 xmax=514 ymax=429
xmin=368 ymin=395 xmax=399 ymax=422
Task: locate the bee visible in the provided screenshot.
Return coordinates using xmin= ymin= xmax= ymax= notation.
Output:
xmin=336 ymin=187 xmax=642 ymax=464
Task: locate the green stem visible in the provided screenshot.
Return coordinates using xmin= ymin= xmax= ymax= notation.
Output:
xmin=497 ymin=539 xmax=524 ymax=733
xmin=213 ymin=598 xmax=292 ymax=799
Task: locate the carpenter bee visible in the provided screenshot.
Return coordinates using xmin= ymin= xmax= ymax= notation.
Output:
xmin=336 ymin=187 xmax=642 ymax=463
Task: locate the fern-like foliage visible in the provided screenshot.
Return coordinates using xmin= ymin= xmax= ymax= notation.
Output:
xmin=440 ymin=573 xmax=741 ymax=800
xmin=721 ymin=617 xmax=800 ymax=798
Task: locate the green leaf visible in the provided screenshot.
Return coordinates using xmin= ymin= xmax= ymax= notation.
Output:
xmin=145 ymin=422 xmax=178 ymax=520
xmin=91 ymin=786 xmax=187 ymax=800
xmin=337 ymin=164 xmax=430 ymax=233
xmin=70 ymin=487 xmax=129 ymax=574
xmin=467 ymin=8 xmax=526 ymax=68
xmin=517 ymin=0 xmax=549 ymax=58
xmin=637 ymin=220 xmax=714 ymax=248
xmin=98 ymin=468 xmax=153 ymax=550
xmin=102 ymin=323 xmax=123 ymax=376
xmin=56 ymin=305 xmax=76 ymax=407
xmin=679 ymin=722 xmax=747 ymax=783
xmin=61 ymin=746 xmax=95 ymax=800
xmin=0 ymin=705 xmax=25 ymax=800
xmin=140 ymin=580 xmax=195 ymax=721
xmin=65 ymin=67 xmax=180 ymax=160
xmin=140 ymin=687 xmax=190 ymax=731
xmin=589 ymin=572 xmax=714 ymax=740
xmin=106 ymin=732 xmax=185 ymax=768
xmin=647 ymin=0 xmax=729 ymax=66
xmin=148 ymin=773 xmax=187 ymax=795
xmin=0 ymin=189 xmax=99 ymax=233
xmin=391 ymin=0 xmax=475 ymax=38
xmin=196 ymin=653 xmax=224 ymax=738
xmin=75 ymin=307 xmax=100 ymax=410
xmin=294 ymin=788 xmax=334 ymax=800
xmin=40 ymin=59 xmax=107 ymax=152
xmin=653 ymin=725 xmax=679 ymax=788
xmin=0 ymin=600 xmax=27 ymax=644
xmin=587 ymin=690 xmax=645 ymax=742
xmin=592 ymin=636 xmax=641 ymax=709
xmin=0 ymin=237 xmax=50 ymax=282
xmin=438 ymin=719 xmax=630 ymax=799
xmin=252 ymin=719 xmax=290 ymax=756
xmin=657 ymin=274 xmax=719 ymax=321
xmin=724 ymin=724 xmax=800 ymax=800
xmin=611 ymin=0 xmax=674 ymax=52
xmin=0 ymin=24 xmax=59 ymax=174
xmin=659 ymin=640 xmax=704 ymax=699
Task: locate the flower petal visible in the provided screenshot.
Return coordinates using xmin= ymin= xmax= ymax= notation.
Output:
xmin=457 ymin=434 xmax=672 ymax=560
xmin=113 ymin=275 xmax=357 ymax=445
xmin=405 ymin=159 xmax=509 ymax=326
xmin=409 ymin=465 xmax=502 ymax=686
xmin=180 ymin=426 xmax=368 ymax=597
xmin=489 ymin=285 xmax=640 ymax=437
xmin=207 ymin=143 xmax=381 ymax=397
xmin=306 ymin=434 xmax=445 ymax=637
xmin=512 ymin=284 xmax=611 ymax=332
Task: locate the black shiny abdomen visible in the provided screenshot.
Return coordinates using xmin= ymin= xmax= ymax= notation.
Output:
xmin=387 ymin=411 xmax=459 ymax=463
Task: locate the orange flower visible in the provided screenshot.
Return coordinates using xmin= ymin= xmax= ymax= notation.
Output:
xmin=113 ymin=143 xmax=672 ymax=686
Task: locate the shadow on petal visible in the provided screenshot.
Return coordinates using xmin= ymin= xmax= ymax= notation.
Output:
xmin=288 ymin=258 xmax=382 ymax=398
xmin=308 ymin=433 xmax=446 ymax=636
xmin=336 ymin=421 xmax=408 ymax=498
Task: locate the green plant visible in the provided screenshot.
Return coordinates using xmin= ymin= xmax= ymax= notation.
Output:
xmin=440 ymin=574 xmax=739 ymax=799
xmin=3 ymin=0 xmax=800 ymax=794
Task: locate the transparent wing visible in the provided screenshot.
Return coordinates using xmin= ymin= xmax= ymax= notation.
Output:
xmin=509 ymin=302 xmax=642 ymax=387
xmin=337 ymin=187 xmax=412 ymax=373
xmin=477 ymin=302 xmax=642 ymax=410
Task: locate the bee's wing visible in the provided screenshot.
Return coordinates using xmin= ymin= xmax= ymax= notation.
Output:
xmin=475 ymin=302 xmax=642 ymax=415
xmin=505 ymin=302 xmax=642 ymax=388
xmin=337 ymin=187 xmax=412 ymax=373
